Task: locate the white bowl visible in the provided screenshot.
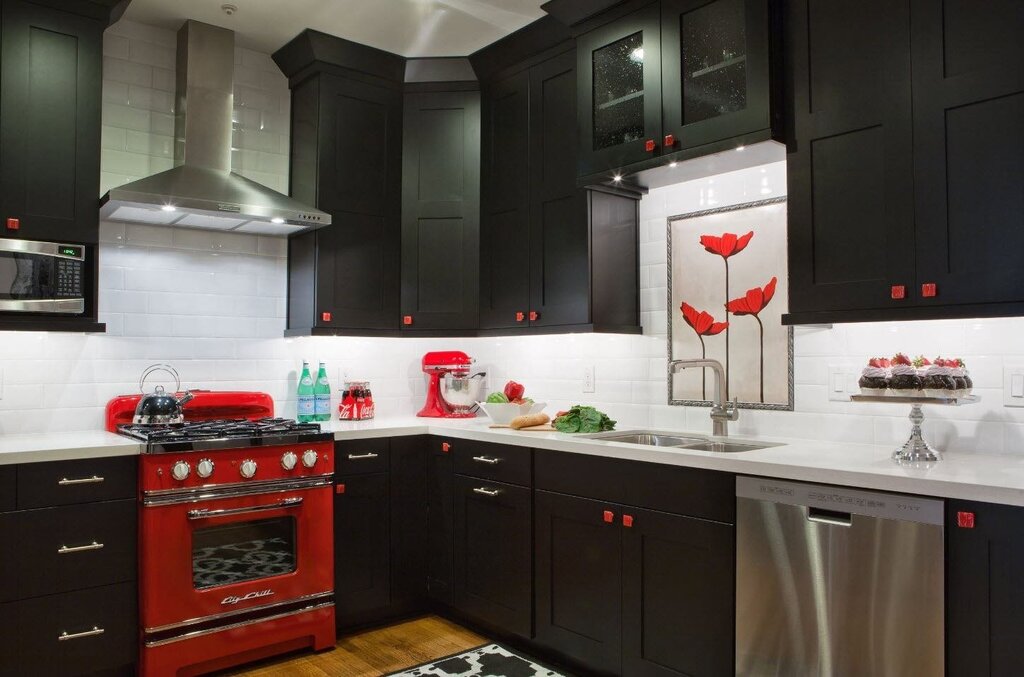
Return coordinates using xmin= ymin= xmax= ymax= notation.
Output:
xmin=477 ymin=401 xmax=546 ymax=425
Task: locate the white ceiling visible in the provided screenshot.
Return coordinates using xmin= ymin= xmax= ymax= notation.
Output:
xmin=123 ymin=0 xmax=548 ymax=57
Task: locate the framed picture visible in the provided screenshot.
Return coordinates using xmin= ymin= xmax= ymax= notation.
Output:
xmin=667 ymin=197 xmax=793 ymax=410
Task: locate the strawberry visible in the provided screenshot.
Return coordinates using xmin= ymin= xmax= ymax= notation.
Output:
xmin=912 ymin=355 xmax=931 ymax=369
xmin=892 ymin=353 xmax=912 ymax=366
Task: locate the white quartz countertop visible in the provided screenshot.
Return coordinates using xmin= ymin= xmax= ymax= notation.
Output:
xmin=3 ymin=416 xmax=1023 ymax=506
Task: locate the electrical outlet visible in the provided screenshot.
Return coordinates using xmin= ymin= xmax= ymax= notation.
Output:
xmin=1004 ymin=365 xmax=1024 ymax=407
xmin=582 ymin=364 xmax=595 ymax=393
xmin=828 ymin=364 xmax=856 ymax=401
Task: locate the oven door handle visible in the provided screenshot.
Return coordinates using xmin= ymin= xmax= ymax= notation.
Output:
xmin=186 ymin=497 xmax=303 ymax=520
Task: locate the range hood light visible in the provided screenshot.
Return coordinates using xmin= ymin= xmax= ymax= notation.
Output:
xmin=161 ymin=205 xmax=177 ymax=212
xmin=271 ymin=217 xmax=285 ymax=224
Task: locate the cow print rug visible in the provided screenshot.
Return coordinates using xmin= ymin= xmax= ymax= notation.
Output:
xmin=387 ymin=643 xmax=568 ymax=677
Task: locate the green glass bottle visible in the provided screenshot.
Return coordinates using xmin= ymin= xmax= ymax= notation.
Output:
xmin=314 ymin=361 xmax=331 ymax=422
xmin=297 ymin=360 xmax=315 ymax=423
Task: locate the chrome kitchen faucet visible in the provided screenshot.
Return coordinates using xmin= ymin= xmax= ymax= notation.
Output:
xmin=669 ymin=359 xmax=739 ymax=436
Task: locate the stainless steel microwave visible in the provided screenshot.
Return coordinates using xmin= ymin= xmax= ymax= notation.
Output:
xmin=0 ymin=238 xmax=86 ymax=314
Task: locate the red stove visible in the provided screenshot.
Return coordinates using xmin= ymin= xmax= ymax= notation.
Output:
xmin=107 ymin=391 xmax=336 ymax=677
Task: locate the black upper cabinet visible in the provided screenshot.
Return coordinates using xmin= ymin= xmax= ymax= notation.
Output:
xmin=784 ymin=0 xmax=1024 ymax=323
xmin=0 ymin=0 xmax=103 ymax=246
xmin=401 ymin=90 xmax=481 ymax=331
xmin=577 ymin=3 xmax=663 ymax=177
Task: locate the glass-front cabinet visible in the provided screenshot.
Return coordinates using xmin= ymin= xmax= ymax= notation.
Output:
xmin=577 ymin=3 xmax=662 ymax=177
xmin=662 ymin=0 xmax=772 ymax=151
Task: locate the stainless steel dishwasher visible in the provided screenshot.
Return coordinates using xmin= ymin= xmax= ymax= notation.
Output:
xmin=735 ymin=476 xmax=944 ymax=677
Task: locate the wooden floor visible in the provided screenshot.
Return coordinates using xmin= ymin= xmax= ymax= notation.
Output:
xmin=226 ymin=615 xmax=487 ymax=676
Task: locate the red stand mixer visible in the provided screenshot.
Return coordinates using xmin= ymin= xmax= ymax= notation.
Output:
xmin=418 ymin=350 xmax=486 ymax=418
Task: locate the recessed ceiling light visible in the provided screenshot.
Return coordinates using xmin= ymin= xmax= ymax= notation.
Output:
xmin=612 ymin=174 xmax=623 ymax=182
xmin=161 ymin=205 xmax=176 ymax=212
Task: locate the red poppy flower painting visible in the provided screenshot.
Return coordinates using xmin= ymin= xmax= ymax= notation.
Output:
xmin=681 ymin=302 xmax=728 ymax=399
xmin=699 ymin=231 xmax=754 ymax=259
xmin=727 ymin=277 xmax=778 ymax=402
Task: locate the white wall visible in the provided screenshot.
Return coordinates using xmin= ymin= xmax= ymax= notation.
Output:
xmin=5 ymin=20 xmax=1024 ymax=456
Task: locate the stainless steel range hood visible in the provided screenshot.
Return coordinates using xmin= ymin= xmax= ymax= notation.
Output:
xmin=99 ymin=20 xmax=330 ymax=236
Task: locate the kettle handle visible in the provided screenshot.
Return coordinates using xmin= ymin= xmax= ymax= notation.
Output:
xmin=139 ymin=364 xmax=181 ymax=395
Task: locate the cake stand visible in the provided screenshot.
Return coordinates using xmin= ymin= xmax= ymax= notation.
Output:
xmin=850 ymin=394 xmax=980 ymax=463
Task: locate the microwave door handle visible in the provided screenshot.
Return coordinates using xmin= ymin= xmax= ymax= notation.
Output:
xmin=187 ymin=497 xmax=303 ymax=520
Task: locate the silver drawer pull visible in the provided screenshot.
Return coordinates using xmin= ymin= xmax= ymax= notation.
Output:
xmin=346 ymin=452 xmax=379 ymax=460
xmin=59 ymin=626 xmax=105 ymax=642
xmin=58 ymin=475 xmax=104 ymax=486
xmin=58 ymin=541 xmax=104 ymax=555
xmin=473 ymin=487 xmax=501 ymax=497
xmin=471 ymin=455 xmax=501 ymax=465
xmin=187 ymin=497 xmax=303 ymax=520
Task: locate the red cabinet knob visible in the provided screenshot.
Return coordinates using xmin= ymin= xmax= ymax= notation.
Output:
xmin=921 ymin=283 xmax=937 ymax=298
xmin=441 ymin=442 xmax=451 ymax=453
xmin=622 ymin=514 xmax=634 ymax=528
xmin=644 ymin=139 xmax=657 ymax=152
xmin=663 ymin=134 xmax=675 ymax=147
xmin=603 ymin=510 xmax=615 ymax=524
xmin=6 ymin=217 xmax=19 ymax=230
xmin=890 ymin=285 xmax=906 ymax=300
xmin=956 ymin=511 xmax=975 ymax=528
xmin=515 ymin=311 xmax=525 ymax=322
xmin=335 ymin=483 xmax=346 ymax=494
xmin=321 ymin=311 xmax=332 ymax=322
xmin=529 ymin=311 xmax=539 ymax=321
xmin=403 ymin=315 xmax=413 ymax=326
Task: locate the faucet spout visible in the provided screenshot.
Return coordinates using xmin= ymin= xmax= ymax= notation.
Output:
xmin=669 ymin=358 xmax=739 ymax=437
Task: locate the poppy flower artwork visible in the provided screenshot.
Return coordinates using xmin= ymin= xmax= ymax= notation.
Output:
xmin=668 ymin=197 xmax=793 ymax=410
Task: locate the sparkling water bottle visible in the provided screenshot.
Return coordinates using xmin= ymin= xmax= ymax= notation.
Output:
xmin=297 ymin=360 xmax=315 ymax=422
xmin=314 ymin=361 xmax=331 ymax=422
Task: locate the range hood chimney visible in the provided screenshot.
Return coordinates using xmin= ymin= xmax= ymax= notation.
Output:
xmin=99 ymin=20 xmax=330 ymax=236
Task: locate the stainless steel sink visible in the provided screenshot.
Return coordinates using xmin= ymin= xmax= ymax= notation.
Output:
xmin=676 ymin=440 xmax=781 ymax=453
xmin=587 ymin=432 xmax=707 ymax=447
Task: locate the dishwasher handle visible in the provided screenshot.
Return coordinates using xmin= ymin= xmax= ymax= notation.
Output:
xmin=807 ymin=507 xmax=852 ymax=527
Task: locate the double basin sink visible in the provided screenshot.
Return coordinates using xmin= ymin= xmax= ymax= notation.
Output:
xmin=581 ymin=431 xmax=780 ymax=453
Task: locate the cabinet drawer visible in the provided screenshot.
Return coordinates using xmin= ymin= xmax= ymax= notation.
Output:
xmin=0 ymin=582 xmax=137 ymax=677
xmin=17 ymin=456 xmax=136 ymax=509
xmin=334 ymin=438 xmax=389 ymax=475
xmin=535 ymin=450 xmax=734 ymax=524
xmin=0 ymin=499 xmax=137 ymax=603
xmin=453 ymin=440 xmax=531 ymax=486
xmin=0 ymin=465 xmax=13 ymax=512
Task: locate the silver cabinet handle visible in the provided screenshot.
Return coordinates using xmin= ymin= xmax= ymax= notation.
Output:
xmin=471 ymin=456 xmax=501 ymax=465
xmin=473 ymin=487 xmax=500 ymax=497
xmin=346 ymin=452 xmax=379 ymax=460
xmin=58 ymin=541 xmax=104 ymax=555
xmin=58 ymin=475 xmax=104 ymax=486
xmin=59 ymin=626 xmax=105 ymax=642
xmin=188 ymin=497 xmax=303 ymax=520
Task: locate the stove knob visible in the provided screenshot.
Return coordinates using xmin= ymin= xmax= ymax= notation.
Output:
xmin=196 ymin=458 xmax=215 ymax=479
xmin=171 ymin=460 xmax=190 ymax=482
xmin=301 ymin=449 xmax=318 ymax=468
xmin=281 ymin=451 xmax=298 ymax=471
xmin=239 ymin=459 xmax=257 ymax=479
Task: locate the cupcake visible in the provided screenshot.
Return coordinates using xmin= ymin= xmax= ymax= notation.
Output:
xmin=913 ymin=355 xmax=931 ymax=378
xmin=888 ymin=353 xmax=922 ymax=395
xmin=922 ymin=356 xmax=957 ymax=397
xmin=949 ymin=357 xmax=971 ymax=397
xmin=858 ymin=357 xmax=890 ymax=395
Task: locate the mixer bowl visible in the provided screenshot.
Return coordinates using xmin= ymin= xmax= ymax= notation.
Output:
xmin=440 ymin=373 xmax=487 ymax=413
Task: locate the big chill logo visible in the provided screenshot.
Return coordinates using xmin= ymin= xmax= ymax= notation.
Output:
xmin=221 ymin=589 xmax=274 ymax=606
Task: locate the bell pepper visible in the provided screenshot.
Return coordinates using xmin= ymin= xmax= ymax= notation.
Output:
xmin=503 ymin=380 xmax=525 ymax=402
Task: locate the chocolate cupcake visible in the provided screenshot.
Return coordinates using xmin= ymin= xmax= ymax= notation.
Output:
xmin=949 ymin=358 xmax=971 ymax=397
xmin=922 ymin=357 xmax=957 ymax=397
xmin=858 ymin=357 xmax=890 ymax=395
xmin=889 ymin=353 xmax=922 ymax=395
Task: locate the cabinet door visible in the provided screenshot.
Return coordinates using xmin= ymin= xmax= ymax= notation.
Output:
xmin=661 ymin=0 xmax=771 ymax=151
xmin=948 ymin=500 xmax=1024 ymax=676
xmin=530 ymin=49 xmax=591 ymax=328
xmin=390 ymin=436 xmax=427 ymax=613
xmin=785 ymin=0 xmax=915 ymax=314
xmin=0 ymin=0 xmax=102 ymax=244
xmin=535 ymin=490 xmax=622 ymax=675
xmin=480 ymin=71 xmax=531 ymax=330
xmin=622 ymin=508 xmax=735 ymax=677
xmin=401 ymin=91 xmax=481 ymax=330
xmin=334 ymin=472 xmax=390 ymax=627
xmin=911 ymin=0 xmax=1024 ymax=306
xmin=426 ymin=438 xmax=455 ymax=603
xmin=577 ymin=3 xmax=663 ymax=177
xmin=453 ymin=476 xmax=532 ymax=637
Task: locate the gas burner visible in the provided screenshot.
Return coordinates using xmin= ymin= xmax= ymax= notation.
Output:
xmin=119 ymin=417 xmax=333 ymax=453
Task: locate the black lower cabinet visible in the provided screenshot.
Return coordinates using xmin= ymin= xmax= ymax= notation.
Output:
xmin=621 ymin=507 xmax=734 ymax=677
xmin=453 ymin=475 xmax=532 ymax=638
xmin=535 ymin=490 xmax=623 ymax=675
xmin=390 ymin=436 xmax=428 ymax=613
xmin=334 ymin=472 xmax=391 ymax=628
xmin=426 ymin=438 xmax=455 ymax=603
xmin=947 ymin=500 xmax=1024 ymax=676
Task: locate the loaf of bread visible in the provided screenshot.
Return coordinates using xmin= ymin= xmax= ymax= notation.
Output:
xmin=509 ymin=412 xmax=550 ymax=430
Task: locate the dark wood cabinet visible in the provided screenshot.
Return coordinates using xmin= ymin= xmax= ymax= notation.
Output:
xmin=453 ymin=475 xmax=532 ymax=637
xmin=401 ymin=90 xmax=481 ymax=331
xmin=947 ymin=499 xmax=1024 ymax=676
xmin=784 ymin=0 xmax=1024 ymax=323
xmin=389 ymin=436 xmax=428 ymax=613
xmin=334 ymin=471 xmax=391 ymax=627
xmin=426 ymin=437 xmax=456 ymax=603
xmin=0 ymin=0 xmax=103 ymax=245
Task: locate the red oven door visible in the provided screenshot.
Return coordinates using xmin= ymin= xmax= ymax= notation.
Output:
xmin=140 ymin=481 xmax=333 ymax=631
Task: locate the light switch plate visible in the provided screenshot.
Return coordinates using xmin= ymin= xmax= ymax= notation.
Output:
xmin=1004 ymin=365 xmax=1024 ymax=407
xmin=828 ymin=364 xmax=858 ymax=401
